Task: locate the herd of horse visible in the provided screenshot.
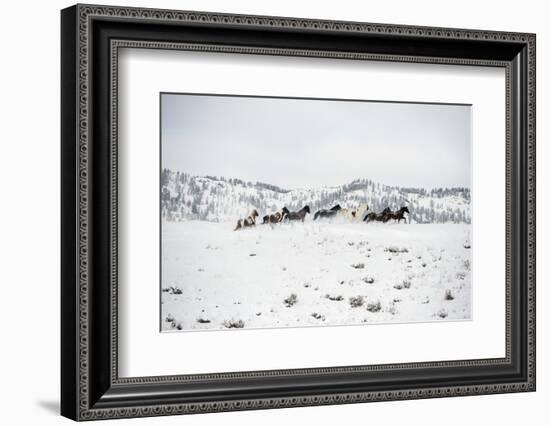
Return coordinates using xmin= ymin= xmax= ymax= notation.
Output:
xmin=234 ymin=204 xmax=410 ymax=231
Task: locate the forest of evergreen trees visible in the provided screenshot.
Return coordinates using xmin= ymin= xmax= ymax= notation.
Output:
xmin=161 ymin=170 xmax=471 ymax=224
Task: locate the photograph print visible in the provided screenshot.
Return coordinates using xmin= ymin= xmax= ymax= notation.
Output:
xmin=160 ymin=93 xmax=472 ymax=332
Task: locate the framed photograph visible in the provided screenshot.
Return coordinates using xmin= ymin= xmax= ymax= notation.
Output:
xmin=61 ymin=4 xmax=536 ymax=421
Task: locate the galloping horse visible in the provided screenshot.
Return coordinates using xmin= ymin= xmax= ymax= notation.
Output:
xmin=363 ymin=207 xmax=392 ymax=223
xmin=349 ymin=204 xmax=369 ymax=222
xmin=234 ymin=209 xmax=259 ymax=231
xmin=282 ymin=206 xmax=310 ymax=222
xmin=386 ymin=206 xmax=410 ymax=224
xmin=313 ymin=204 xmax=341 ymax=220
xmin=262 ymin=210 xmax=285 ymax=224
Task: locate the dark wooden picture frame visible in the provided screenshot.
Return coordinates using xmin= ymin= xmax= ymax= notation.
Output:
xmin=61 ymin=4 xmax=536 ymax=421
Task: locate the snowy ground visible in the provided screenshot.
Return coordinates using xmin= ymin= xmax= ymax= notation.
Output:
xmin=161 ymin=220 xmax=472 ymax=332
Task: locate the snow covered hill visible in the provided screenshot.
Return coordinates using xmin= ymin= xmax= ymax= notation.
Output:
xmin=161 ymin=221 xmax=472 ymax=331
xmin=161 ymin=169 xmax=470 ymax=224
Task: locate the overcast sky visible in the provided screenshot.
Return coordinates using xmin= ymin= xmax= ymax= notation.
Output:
xmin=161 ymin=93 xmax=471 ymax=190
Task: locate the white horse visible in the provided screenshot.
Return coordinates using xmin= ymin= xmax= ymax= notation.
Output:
xmin=345 ymin=204 xmax=369 ymax=222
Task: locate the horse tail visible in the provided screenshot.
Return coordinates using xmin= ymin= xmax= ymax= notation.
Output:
xmin=234 ymin=220 xmax=242 ymax=231
xmin=314 ymin=211 xmax=320 ymax=221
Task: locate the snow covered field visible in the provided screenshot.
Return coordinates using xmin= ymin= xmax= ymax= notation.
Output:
xmin=161 ymin=220 xmax=472 ymax=332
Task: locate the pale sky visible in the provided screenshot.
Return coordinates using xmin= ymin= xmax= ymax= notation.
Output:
xmin=161 ymin=93 xmax=471 ymax=190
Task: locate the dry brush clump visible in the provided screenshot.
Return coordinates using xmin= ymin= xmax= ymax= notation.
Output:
xmin=393 ymin=280 xmax=411 ymax=290
xmin=163 ymin=286 xmax=183 ymax=295
xmin=385 ymin=246 xmax=409 ymax=254
xmin=284 ymin=293 xmax=298 ymax=307
xmin=444 ymin=289 xmax=454 ymax=300
xmin=366 ymin=300 xmax=382 ymax=312
xmin=437 ymin=309 xmax=448 ymax=319
xmin=387 ymin=302 xmax=398 ymax=315
xmin=349 ymin=295 xmax=365 ymax=308
xmin=325 ymin=294 xmax=344 ymax=301
xmin=223 ymin=319 xmax=245 ymax=328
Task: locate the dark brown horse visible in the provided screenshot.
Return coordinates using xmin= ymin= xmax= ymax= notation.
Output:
xmin=386 ymin=206 xmax=410 ymax=223
xmin=363 ymin=207 xmax=391 ymax=223
xmin=234 ymin=209 xmax=259 ymax=231
xmin=282 ymin=206 xmax=310 ymax=222
xmin=313 ymin=204 xmax=342 ymax=221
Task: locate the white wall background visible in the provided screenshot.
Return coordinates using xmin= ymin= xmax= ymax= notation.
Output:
xmin=0 ymin=0 xmax=546 ymax=424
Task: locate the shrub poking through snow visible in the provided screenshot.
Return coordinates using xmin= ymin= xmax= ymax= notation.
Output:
xmin=385 ymin=246 xmax=408 ymax=254
xmin=444 ymin=289 xmax=455 ymax=300
xmin=362 ymin=276 xmax=375 ymax=284
xmin=456 ymin=272 xmax=466 ymax=280
xmin=463 ymin=259 xmax=471 ymax=271
xmin=168 ymin=286 xmax=183 ymax=294
xmin=223 ymin=319 xmax=245 ymax=329
xmin=175 ymin=323 xmax=183 ymax=330
xmin=349 ymin=295 xmax=365 ymax=308
xmin=351 ymin=263 xmax=365 ymax=269
xmin=165 ymin=314 xmax=175 ymax=322
xmin=311 ymin=312 xmax=325 ymax=320
xmin=387 ymin=302 xmax=398 ymax=315
xmin=394 ymin=281 xmax=410 ymax=290
xmin=463 ymin=242 xmax=471 ymax=249
xmin=196 ymin=317 xmax=211 ymax=324
xmin=366 ymin=301 xmax=382 ymax=312
xmin=325 ymin=294 xmax=344 ymax=301
xmin=284 ymin=293 xmax=298 ymax=307
xmin=437 ymin=309 xmax=448 ymax=318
